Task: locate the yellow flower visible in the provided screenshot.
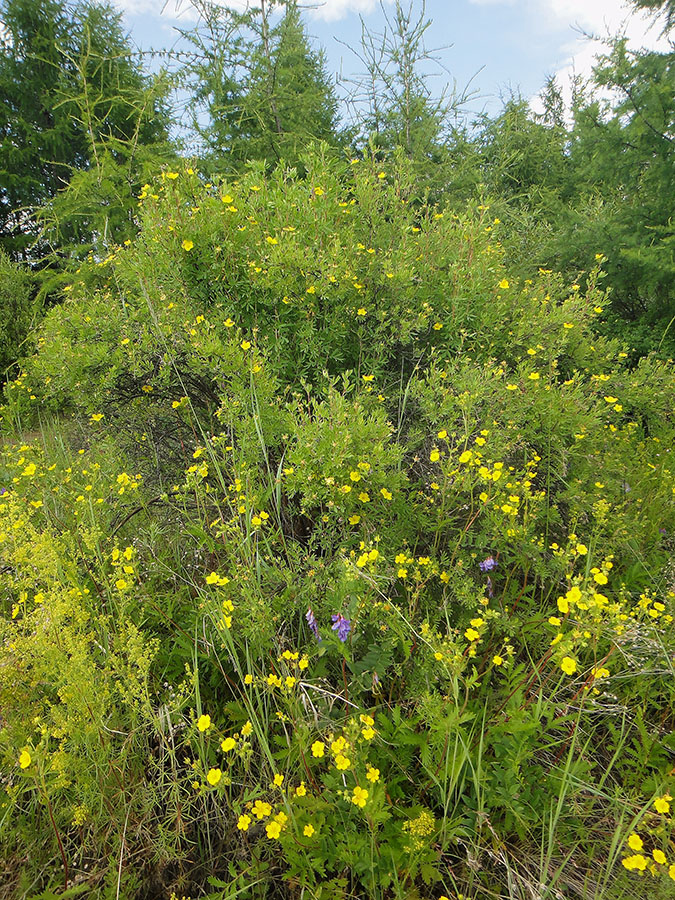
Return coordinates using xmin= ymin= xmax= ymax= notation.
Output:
xmin=237 ymin=814 xmax=251 ymax=831
xmin=311 ymin=741 xmax=325 ymax=758
xmin=295 ymin=782 xmax=307 ymax=797
xmin=335 ymin=753 xmax=351 ymax=770
xmin=498 ymin=278 xmax=510 ymax=289
xmin=458 ymin=450 xmax=472 ymax=464
xmin=90 ymin=413 xmax=104 ymax=422
xmin=430 ymin=449 xmax=440 ymax=462
xmin=654 ymin=794 xmax=671 ymax=814
xmin=240 ymin=340 xmax=251 ymax=350
xmin=465 ymin=628 xmax=480 ymax=642
xmin=366 ymin=766 xmax=380 ymax=782
xmin=560 ymin=656 xmax=577 ymax=676
xmin=197 ymin=714 xmax=211 ymax=732
xmin=492 ymin=655 xmax=503 ymax=666
xmin=206 ymin=768 xmax=222 ymax=786
xmin=221 ymin=737 xmax=236 ymax=752
xmin=266 ymin=821 xmax=282 ymax=839
xmin=352 ymin=786 xmax=368 ymax=807
xmin=566 ymin=585 xmax=582 ymax=604
xmin=182 ymin=239 xmax=194 ymax=252
xmin=380 ymin=488 xmax=392 ymax=500
xmin=241 ymin=720 xmax=253 ymax=736
xmin=627 ymin=833 xmax=643 ymax=852
xmin=361 ymin=726 xmax=375 ymax=740
xmin=252 ymin=800 xmax=272 ymax=819
xmin=273 ymin=773 xmax=284 ymax=788
xmin=19 ymin=749 xmax=31 ymax=769
xmin=653 ymin=849 xmax=667 ymax=865
xmin=358 ymin=492 xmax=370 ymax=503
xmin=357 ymin=308 xmax=367 ymax=316
xmin=303 ymin=823 xmax=315 ymax=837
xmin=594 ymin=572 xmax=608 ymax=585
xmin=622 ymin=854 xmax=647 ymax=871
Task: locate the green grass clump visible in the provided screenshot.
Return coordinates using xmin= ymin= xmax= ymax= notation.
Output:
xmin=1 ymin=150 xmax=673 ymax=900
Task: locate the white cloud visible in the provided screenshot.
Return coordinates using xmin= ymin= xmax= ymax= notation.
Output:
xmin=307 ymin=0 xmax=394 ymax=21
xmin=468 ymin=0 xmax=669 ymax=112
xmin=114 ymin=0 xmax=392 ymax=21
xmin=536 ymin=1 xmax=669 ymax=111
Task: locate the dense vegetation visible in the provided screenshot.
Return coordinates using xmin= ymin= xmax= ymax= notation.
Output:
xmin=0 ymin=1 xmax=673 ymax=899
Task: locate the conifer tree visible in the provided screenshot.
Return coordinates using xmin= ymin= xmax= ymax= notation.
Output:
xmin=0 ymin=0 xmax=172 ymax=260
xmin=182 ymin=0 xmax=341 ymax=173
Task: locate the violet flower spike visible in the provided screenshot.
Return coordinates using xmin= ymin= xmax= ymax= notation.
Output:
xmin=331 ymin=613 xmax=351 ymax=642
xmin=306 ymin=607 xmax=321 ymax=642
xmin=479 ymin=556 xmax=497 ymax=573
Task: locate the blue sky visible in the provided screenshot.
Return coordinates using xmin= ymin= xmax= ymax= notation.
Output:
xmin=117 ymin=0 xmax=668 ymax=121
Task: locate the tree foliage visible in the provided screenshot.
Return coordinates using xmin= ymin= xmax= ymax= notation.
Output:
xmin=181 ymin=0 xmax=341 ymax=173
xmin=0 ymin=0 xmax=172 ymax=261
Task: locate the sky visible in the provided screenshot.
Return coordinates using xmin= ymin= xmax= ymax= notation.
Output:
xmin=116 ymin=0 xmax=670 ymax=122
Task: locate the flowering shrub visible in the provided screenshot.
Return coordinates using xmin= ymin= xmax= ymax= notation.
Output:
xmin=1 ymin=151 xmax=674 ymax=899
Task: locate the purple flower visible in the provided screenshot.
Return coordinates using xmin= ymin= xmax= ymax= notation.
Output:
xmin=479 ymin=556 xmax=497 ymax=573
xmin=306 ymin=607 xmax=321 ymax=642
xmin=486 ymin=575 xmax=494 ymax=598
xmin=331 ymin=613 xmax=351 ymax=642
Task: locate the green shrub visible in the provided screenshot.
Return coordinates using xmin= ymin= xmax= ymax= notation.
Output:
xmin=1 ymin=150 xmax=673 ymax=900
